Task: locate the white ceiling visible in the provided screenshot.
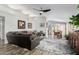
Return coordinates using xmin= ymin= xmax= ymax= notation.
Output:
xmin=0 ymin=4 xmax=78 ymax=22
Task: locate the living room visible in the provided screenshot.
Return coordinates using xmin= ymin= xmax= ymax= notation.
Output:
xmin=0 ymin=4 xmax=79 ymax=55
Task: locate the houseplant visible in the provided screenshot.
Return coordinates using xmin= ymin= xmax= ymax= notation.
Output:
xmin=69 ymin=5 xmax=79 ymax=28
xmin=69 ymin=14 xmax=79 ymax=28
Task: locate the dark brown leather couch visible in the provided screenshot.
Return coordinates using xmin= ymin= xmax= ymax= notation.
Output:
xmin=6 ymin=31 xmax=43 ymax=50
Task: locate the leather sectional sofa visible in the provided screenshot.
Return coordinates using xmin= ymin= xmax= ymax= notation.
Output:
xmin=6 ymin=31 xmax=45 ymax=50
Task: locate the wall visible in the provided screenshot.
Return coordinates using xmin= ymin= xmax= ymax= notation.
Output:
xmin=0 ymin=11 xmax=28 ymax=43
xmin=0 ymin=5 xmax=46 ymax=43
xmin=0 ymin=11 xmax=46 ymax=43
xmin=28 ymin=16 xmax=46 ymax=33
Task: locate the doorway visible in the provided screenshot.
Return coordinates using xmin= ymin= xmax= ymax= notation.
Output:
xmin=52 ymin=23 xmax=66 ymax=38
xmin=0 ymin=16 xmax=5 ymax=44
xmin=47 ymin=21 xmax=67 ymax=39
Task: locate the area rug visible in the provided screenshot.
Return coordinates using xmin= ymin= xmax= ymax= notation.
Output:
xmin=35 ymin=38 xmax=76 ymax=55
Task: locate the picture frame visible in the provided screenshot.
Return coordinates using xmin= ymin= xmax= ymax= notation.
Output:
xmin=18 ymin=20 xmax=25 ymax=29
xmin=28 ymin=23 xmax=32 ymax=29
xmin=40 ymin=23 xmax=45 ymax=27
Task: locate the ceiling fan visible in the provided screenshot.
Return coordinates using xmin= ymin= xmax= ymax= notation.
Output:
xmin=33 ymin=8 xmax=51 ymax=15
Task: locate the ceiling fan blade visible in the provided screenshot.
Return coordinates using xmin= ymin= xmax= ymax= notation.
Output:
xmin=33 ymin=8 xmax=40 ymax=11
xmin=43 ymin=9 xmax=51 ymax=12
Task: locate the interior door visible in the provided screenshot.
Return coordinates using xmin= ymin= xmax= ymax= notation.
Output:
xmin=0 ymin=20 xmax=2 ymax=40
xmin=0 ymin=16 xmax=5 ymax=44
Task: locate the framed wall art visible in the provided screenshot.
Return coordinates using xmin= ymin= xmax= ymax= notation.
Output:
xmin=18 ymin=20 xmax=25 ymax=29
xmin=40 ymin=23 xmax=45 ymax=27
xmin=28 ymin=23 xmax=32 ymax=29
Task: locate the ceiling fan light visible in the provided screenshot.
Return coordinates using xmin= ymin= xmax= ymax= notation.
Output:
xmin=40 ymin=11 xmax=43 ymax=13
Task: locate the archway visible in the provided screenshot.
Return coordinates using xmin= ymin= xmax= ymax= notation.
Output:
xmin=47 ymin=21 xmax=67 ymax=39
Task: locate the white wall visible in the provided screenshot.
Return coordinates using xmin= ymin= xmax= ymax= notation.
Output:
xmin=0 ymin=11 xmax=29 ymax=43
xmin=0 ymin=11 xmax=46 ymax=43
xmin=0 ymin=5 xmax=47 ymax=43
xmin=28 ymin=16 xmax=46 ymax=33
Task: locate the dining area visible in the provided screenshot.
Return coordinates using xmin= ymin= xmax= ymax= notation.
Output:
xmin=47 ymin=21 xmax=67 ymax=39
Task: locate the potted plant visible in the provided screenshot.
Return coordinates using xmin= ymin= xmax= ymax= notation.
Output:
xmin=69 ymin=14 xmax=79 ymax=28
xmin=69 ymin=5 xmax=79 ymax=29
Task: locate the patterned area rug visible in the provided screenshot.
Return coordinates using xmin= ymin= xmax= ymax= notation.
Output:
xmin=35 ymin=38 xmax=76 ymax=55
